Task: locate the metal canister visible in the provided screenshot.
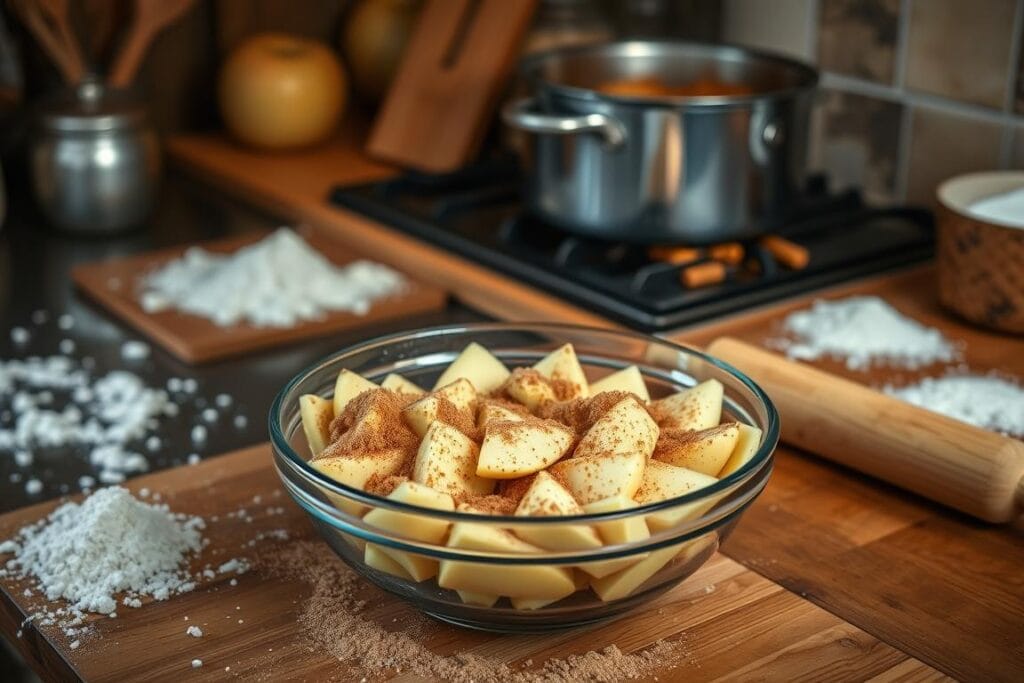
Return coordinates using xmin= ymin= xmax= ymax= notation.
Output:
xmin=30 ymin=81 xmax=160 ymax=234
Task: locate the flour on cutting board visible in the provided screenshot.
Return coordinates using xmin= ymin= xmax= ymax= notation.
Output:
xmin=772 ymin=296 xmax=959 ymax=370
xmin=886 ymin=374 xmax=1024 ymax=435
xmin=138 ymin=228 xmax=408 ymax=327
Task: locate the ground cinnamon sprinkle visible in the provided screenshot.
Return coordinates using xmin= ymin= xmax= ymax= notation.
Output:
xmin=497 ymin=474 xmax=537 ymax=504
xmin=323 ymin=389 xmax=419 ymax=461
xmin=654 ymin=424 xmax=735 ymax=457
xmin=256 ymin=541 xmax=686 ymax=682
xmin=430 ymin=395 xmax=480 ymax=441
xmin=363 ymin=474 xmax=410 ymax=497
xmin=453 ymin=493 xmax=518 ymax=515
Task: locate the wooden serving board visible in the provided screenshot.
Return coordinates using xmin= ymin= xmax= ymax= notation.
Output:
xmin=71 ymin=229 xmax=447 ymax=364
xmin=0 ymin=444 xmax=954 ymax=682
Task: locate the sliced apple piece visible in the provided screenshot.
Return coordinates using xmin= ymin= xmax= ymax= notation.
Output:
xmin=590 ymin=542 xmax=685 ymax=602
xmin=653 ymin=379 xmax=723 ymax=431
xmin=311 ymin=449 xmax=407 ymax=516
xmin=365 ymin=543 xmax=414 ymax=580
xmin=576 ymin=495 xmax=650 ymax=578
xmin=433 ymin=342 xmax=511 ymax=394
xmin=401 ymin=378 xmax=477 ymax=438
xmin=477 ymin=419 xmax=573 ymax=479
xmin=438 ymin=521 xmax=575 ymax=599
xmin=412 ymin=422 xmax=494 ymax=497
xmin=654 ymin=423 xmax=740 ymax=476
xmin=512 ymin=471 xmax=602 ymax=552
xmin=533 ymin=343 xmax=589 ymax=398
xmin=635 ymin=460 xmax=719 ymax=532
xmin=589 ymin=366 xmax=650 ymax=401
xmin=504 ymin=369 xmax=557 ymax=412
xmin=381 ymin=373 xmax=425 ymax=397
xmin=457 ymin=591 xmax=500 ymax=607
xmin=333 ymin=369 xmax=378 ymax=416
xmin=477 ymin=401 xmax=524 ymax=429
xmin=299 ymin=394 xmax=333 ymax=457
xmin=363 ymin=481 xmax=455 ymax=581
xmin=549 ymin=451 xmax=646 ymax=505
xmin=717 ymin=424 xmax=764 ymax=478
xmin=575 ymin=396 xmax=659 ymax=459
xmin=511 ymin=596 xmax=564 ymax=610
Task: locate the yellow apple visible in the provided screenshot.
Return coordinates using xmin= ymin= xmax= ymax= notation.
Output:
xmin=311 ymin=448 xmax=406 ymax=516
xmin=635 ymin=460 xmax=718 ymax=532
xmin=512 ymin=471 xmax=602 ymax=551
xmin=477 ymin=402 xmax=524 ymax=429
xmin=381 ymin=373 xmax=424 ymax=396
xmin=363 ymin=481 xmax=455 ymax=581
xmin=504 ymin=369 xmax=557 ymax=412
xmin=219 ymin=33 xmax=347 ymax=150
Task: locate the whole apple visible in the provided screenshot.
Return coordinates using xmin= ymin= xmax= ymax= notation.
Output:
xmin=219 ymin=33 xmax=348 ymax=151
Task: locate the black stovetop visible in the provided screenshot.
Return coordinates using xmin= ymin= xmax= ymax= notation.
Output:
xmin=329 ymin=158 xmax=934 ymax=331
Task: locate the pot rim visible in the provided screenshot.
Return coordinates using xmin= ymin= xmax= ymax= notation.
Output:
xmin=520 ymin=40 xmax=819 ymax=109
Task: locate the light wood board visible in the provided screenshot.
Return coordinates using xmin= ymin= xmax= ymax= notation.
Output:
xmin=0 ymin=444 xmax=953 ymax=682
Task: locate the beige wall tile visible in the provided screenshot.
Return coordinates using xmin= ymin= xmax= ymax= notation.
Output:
xmin=905 ymin=0 xmax=1016 ymax=108
xmin=809 ymin=89 xmax=904 ymax=203
xmin=906 ymin=108 xmax=1004 ymax=205
xmin=818 ymin=0 xmax=900 ymax=84
xmin=721 ymin=0 xmax=816 ymax=60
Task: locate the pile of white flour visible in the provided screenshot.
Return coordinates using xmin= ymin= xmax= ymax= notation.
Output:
xmin=775 ymin=296 xmax=958 ymax=370
xmin=886 ymin=374 xmax=1024 ymax=435
xmin=0 ymin=487 xmax=204 ymax=633
xmin=139 ymin=229 xmax=407 ymax=327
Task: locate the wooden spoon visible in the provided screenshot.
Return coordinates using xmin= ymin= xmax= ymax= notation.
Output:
xmin=37 ymin=0 xmax=86 ymax=80
xmin=108 ymin=0 xmax=197 ymax=89
xmin=9 ymin=0 xmax=84 ymax=84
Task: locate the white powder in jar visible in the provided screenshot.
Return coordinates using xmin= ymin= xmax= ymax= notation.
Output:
xmin=885 ymin=373 xmax=1024 ymax=435
xmin=966 ymin=186 xmax=1024 ymax=228
xmin=0 ymin=487 xmax=204 ymax=630
xmin=775 ymin=296 xmax=958 ymax=370
xmin=138 ymin=229 xmax=407 ymax=327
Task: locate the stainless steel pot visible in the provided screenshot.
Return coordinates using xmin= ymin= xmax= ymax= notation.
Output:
xmin=503 ymin=41 xmax=818 ymax=244
xmin=30 ymin=81 xmax=160 ymax=234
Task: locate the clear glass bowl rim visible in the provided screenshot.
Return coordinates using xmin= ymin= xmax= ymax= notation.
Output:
xmin=269 ymin=322 xmax=779 ymax=528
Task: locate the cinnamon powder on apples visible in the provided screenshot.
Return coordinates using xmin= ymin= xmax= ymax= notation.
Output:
xmin=256 ymin=540 xmax=686 ymax=682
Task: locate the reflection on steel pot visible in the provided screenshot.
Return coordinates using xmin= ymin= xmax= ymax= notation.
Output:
xmin=30 ymin=81 xmax=160 ymax=234
xmin=503 ymin=41 xmax=818 ymax=245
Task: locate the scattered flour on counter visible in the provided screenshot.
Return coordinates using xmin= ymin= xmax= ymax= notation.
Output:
xmin=885 ymin=373 xmax=1024 ymax=435
xmin=121 ymin=341 xmax=151 ymax=361
xmin=138 ymin=228 xmax=408 ymax=327
xmin=186 ymin=625 xmax=203 ymax=638
xmin=774 ymin=296 xmax=958 ymax=370
xmin=0 ymin=358 xmax=176 ymax=485
xmin=192 ymin=659 xmax=203 ymax=669
xmin=0 ymin=487 xmax=205 ymax=636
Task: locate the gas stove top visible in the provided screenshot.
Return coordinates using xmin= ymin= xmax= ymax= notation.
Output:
xmin=329 ymin=158 xmax=934 ymax=331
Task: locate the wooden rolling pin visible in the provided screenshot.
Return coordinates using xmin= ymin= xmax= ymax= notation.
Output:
xmin=706 ymin=337 xmax=1024 ymax=523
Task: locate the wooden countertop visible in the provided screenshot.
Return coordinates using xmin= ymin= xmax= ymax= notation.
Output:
xmin=58 ymin=131 xmax=1008 ymax=681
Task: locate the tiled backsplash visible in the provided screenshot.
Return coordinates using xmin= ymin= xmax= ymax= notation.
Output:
xmin=721 ymin=0 xmax=1024 ymax=205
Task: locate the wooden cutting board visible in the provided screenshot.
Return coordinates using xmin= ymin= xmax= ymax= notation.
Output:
xmin=0 ymin=444 xmax=951 ymax=682
xmin=71 ymin=229 xmax=447 ymax=364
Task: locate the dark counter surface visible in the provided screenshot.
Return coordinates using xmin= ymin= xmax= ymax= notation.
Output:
xmin=0 ymin=172 xmax=486 ymax=516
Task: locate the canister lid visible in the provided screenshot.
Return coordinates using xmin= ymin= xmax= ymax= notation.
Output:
xmin=38 ymin=81 xmax=147 ymax=132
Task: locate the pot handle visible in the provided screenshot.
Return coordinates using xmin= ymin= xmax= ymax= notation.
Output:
xmin=501 ymin=97 xmax=626 ymax=147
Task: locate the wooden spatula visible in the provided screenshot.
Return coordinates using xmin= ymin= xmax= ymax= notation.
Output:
xmin=108 ymin=0 xmax=197 ymax=88
xmin=367 ymin=0 xmax=538 ymax=174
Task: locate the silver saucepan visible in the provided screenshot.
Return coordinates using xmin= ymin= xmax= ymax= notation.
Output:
xmin=503 ymin=41 xmax=818 ymax=245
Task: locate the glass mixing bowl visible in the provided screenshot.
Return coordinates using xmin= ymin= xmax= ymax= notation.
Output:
xmin=270 ymin=323 xmax=778 ymax=633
